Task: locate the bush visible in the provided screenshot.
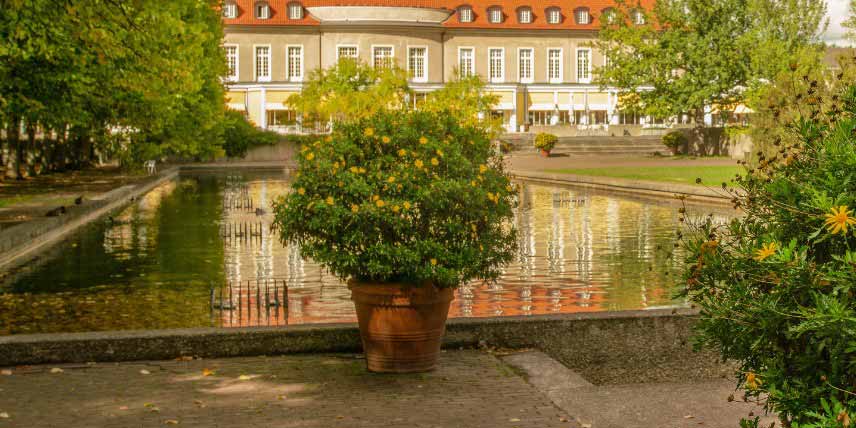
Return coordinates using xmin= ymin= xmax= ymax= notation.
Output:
xmin=222 ymin=110 xmax=280 ymax=158
xmin=272 ymin=109 xmax=518 ymax=288
xmin=534 ymin=133 xmax=558 ymax=152
xmin=662 ymin=131 xmax=687 ymax=153
xmin=680 ymin=85 xmax=856 ymax=426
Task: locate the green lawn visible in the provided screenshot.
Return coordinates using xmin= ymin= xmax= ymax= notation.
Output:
xmin=543 ymin=165 xmax=745 ymax=186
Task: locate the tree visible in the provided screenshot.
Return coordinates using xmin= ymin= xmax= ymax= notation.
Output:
xmin=419 ymin=73 xmax=502 ymax=137
xmin=594 ymin=0 xmax=827 ymax=145
xmin=286 ymin=59 xmax=410 ymax=124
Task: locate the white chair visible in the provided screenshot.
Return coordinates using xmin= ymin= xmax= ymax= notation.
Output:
xmin=144 ymin=160 xmax=156 ymax=175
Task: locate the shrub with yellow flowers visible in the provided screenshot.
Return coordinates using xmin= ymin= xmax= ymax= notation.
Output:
xmin=273 ymin=109 xmax=518 ymax=288
xmin=681 ymin=86 xmax=856 ymax=427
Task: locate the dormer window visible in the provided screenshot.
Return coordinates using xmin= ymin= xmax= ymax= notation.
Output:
xmin=602 ymin=8 xmax=617 ymax=24
xmin=255 ymin=2 xmax=271 ymax=19
xmin=288 ymin=2 xmax=303 ymax=19
xmin=458 ymin=5 xmax=473 ymax=22
xmin=546 ymin=7 xmax=561 ymax=24
xmin=517 ymin=7 xmax=532 ymax=24
xmin=223 ymin=2 xmax=238 ymax=18
xmin=632 ymin=9 xmax=645 ymax=24
xmin=574 ymin=8 xmax=590 ymax=25
xmin=488 ymin=6 xmax=503 ymax=23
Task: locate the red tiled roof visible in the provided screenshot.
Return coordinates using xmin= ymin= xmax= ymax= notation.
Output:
xmin=223 ymin=0 xmax=653 ymax=29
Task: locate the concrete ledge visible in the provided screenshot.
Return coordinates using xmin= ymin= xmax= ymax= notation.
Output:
xmin=0 ymin=308 xmax=727 ymax=383
xmin=511 ymin=170 xmax=735 ymax=207
xmin=0 ymin=169 xmax=179 ymax=271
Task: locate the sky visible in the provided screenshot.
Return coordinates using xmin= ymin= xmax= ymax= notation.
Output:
xmin=825 ymin=0 xmax=852 ymax=46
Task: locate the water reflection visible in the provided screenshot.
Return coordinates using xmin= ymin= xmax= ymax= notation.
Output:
xmin=0 ymin=171 xmax=732 ymax=334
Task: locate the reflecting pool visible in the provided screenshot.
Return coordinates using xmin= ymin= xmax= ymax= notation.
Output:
xmin=0 ymin=170 xmax=732 ymax=334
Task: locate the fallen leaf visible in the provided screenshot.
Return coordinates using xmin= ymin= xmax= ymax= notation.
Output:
xmin=119 ymin=406 xmax=128 ymax=411
xmin=164 ymin=420 xmax=179 ymax=425
xmin=0 ymin=369 xmax=11 ymax=376
xmin=50 ymin=368 xmax=64 ymax=374
xmin=238 ymin=375 xmax=252 ymax=380
xmin=277 ymin=395 xmax=286 ymax=400
xmin=140 ymin=369 xmax=151 ymax=375
xmin=510 ymin=418 xmax=521 ymax=422
xmin=176 ymin=356 xmax=193 ymax=362
xmin=0 ymin=412 xmax=8 ymax=419
xmin=684 ymin=415 xmax=696 ymax=419
xmin=202 ymin=368 xmax=215 ymax=377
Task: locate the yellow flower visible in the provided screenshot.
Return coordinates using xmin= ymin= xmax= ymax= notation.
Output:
xmin=300 ymin=144 xmax=308 ymax=153
xmin=479 ymin=164 xmax=488 ymax=174
xmin=471 ymin=180 xmax=477 ymax=187
xmin=419 ymin=136 xmax=428 ymax=145
xmin=364 ymin=128 xmax=375 ymax=137
xmin=745 ymin=372 xmax=762 ymax=390
xmin=398 ymin=149 xmax=407 ymax=157
xmin=351 ymin=204 xmax=360 ymax=213
xmin=403 ymin=201 xmax=411 ymax=210
xmin=436 ymin=149 xmax=443 ymax=157
xmin=297 ymin=188 xmax=306 ymax=195
xmin=382 ymin=136 xmax=391 ymax=143
xmin=430 ymin=258 xmax=437 ymax=266
xmin=753 ymin=242 xmax=777 ymax=262
xmin=700 ymin=240 xmax=719 ymax=255
xmin=431 ymin=158 xmax=439 ymax=166
xmin=506 ymin=184 xmax=514 ymax=192
xmin=326 ymin=196 xmax=334 ymax=205
xmin=414 ymin=159 xmax=424 ymax=168
xmin=824 ymin=205 xmax=856 ymax=235
xmin=358 ymin=167 xmax=366 ymax=174
xmin=392 ymin=205 xmax=400 ymax=213
xmin=305 ymin=152 xmax=315 ymax=161
xmin=471 ymin=224 xmax=477 ymax=232
xmin=372 ymin=195 xmax=380 ymax=201
xmin=387 ymin=176 xmax=396 ymax=183
xmin=350 ymin=166 xmax=359 ymax=174
xmin=325 ymin=135 xmax=333 ymax=142
xmin=375 ymin=199 xmax=386 ymax=208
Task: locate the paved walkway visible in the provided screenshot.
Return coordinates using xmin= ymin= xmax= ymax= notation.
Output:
xmin=0 ymin=351 xmax=574 ymax=428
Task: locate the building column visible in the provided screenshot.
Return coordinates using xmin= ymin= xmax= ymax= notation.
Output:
xmin=609 ymin=90 xmax=619 ymax=125
xmin=580 ymin=91 xmax=589 ymax=125
xmin=259 ymin=87 xmax=267 ymax=129
xmin=569 ymin=92 xmax=575 ymax=124
xmin=509 ymin=87 xmax=518 ymax=132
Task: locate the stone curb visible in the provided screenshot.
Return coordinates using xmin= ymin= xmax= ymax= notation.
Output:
xmin=0 ymin=168 xmax=179 ymax=272
xmin=510 ymin=170 xmax=736 ymax=206
xmin=0 ymin=308 xmax=701 ymax=368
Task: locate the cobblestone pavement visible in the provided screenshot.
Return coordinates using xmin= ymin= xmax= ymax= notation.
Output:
xmin=0 ymin=350 xmax=574 ymax=428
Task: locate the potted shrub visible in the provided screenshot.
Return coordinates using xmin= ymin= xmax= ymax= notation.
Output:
xmin=273 ymin=109 xmax=518 ymax=373
xmin=661 ymin=130 xmax=686 ymax=155
xmin=534 ymin=132 xmax=558 ymax=157
xmin=680 ymin=85 xmax=856 ymax=425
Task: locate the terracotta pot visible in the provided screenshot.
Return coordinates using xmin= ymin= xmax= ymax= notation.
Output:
xmin=540 ymin=149 xmax=551 ymax=157
xmin=349 ymin=280 xmax=454 ymax=373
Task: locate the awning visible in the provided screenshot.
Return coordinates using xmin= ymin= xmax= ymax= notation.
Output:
xmin=227 ymin=103 xmax=247 ymax=111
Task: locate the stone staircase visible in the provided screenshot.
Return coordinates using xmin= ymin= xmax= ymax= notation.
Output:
xmin=504 ymin=135 xmax=671 ymax=156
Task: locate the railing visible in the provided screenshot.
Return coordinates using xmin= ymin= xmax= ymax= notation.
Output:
xmin=211 ymin=279 xmax=289 ymax=327
xmin=267 ymin=123 xmax=332 ymax=135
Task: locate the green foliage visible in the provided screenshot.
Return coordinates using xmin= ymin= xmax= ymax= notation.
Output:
xmin=0 ymin=0 xmax=227 ymax=172
xmin=222 ymin=110 xmax=280 ymax=158
xmin=419 ymin=73 xmax=502 ymax=137
xmin=680 ymin=84 xmax=856 ymax=425
xmin=661 ymin=131 xmax=687 ymax=152
xmin=286 ymin=59 xmax=410 ymax=123
xmin=272 ymin=109 xmax=518 ymax=288
xmin=533 ymin=133 xmax=558 ymax=152
xmin=594 ymin=0 xmax=826 ymax=123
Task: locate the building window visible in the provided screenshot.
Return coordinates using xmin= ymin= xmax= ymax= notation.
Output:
xmin=488 ymin=7 xmax=503 ymax=23
xmin=287 ymin=46 xmax=302 ymax=81
xmin=548 ymin=48 xmax=562 ymax=83
xmin=518 ymin=48 xmax=533 ymax=83
xmin=225 ymin=45 xmax=239 ymax=81
xmin=267 ymin=110 xmax=298 ymax=127
xmin=488 ymin=48 xmax=504 ymax=82
xmin=408 ymin=47 xmax=427 ymax=82
xmin=575 ymin=8 xmax=590 ymax=24
xmin=458 ymin=48 xmax=475 ymax=77
xmin=255 ymin=2 xmax=271 ymax=19
xmin=373 ymin=46 xmax=393 ymax=68
xmin=288 ymin=2 xmax=303 ymax=19
xmin=255 ymin=45 xmax=270 ymax=82
xmin=577 ymin=49 xmax=591 ymax=83
xmin=602 ymin=8 xmax=617 ymax=24
xmin=223 ymin=2 xmax=238 ymax=18
xmin=632 ymin=9 xmax=645 ymax=25
xmin=518 ymin=7 xmax=532 ymax=24
xmin=546 ymin=7 xmax=561 ymax=24
xmin=458 ymin=6 xmax=473 ymax=23
xmin=337 ymin=45 xmax=358 ymax=61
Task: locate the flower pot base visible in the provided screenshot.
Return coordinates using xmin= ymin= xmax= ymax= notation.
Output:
xmin=349 ymin=281 xmax=454 ymax=373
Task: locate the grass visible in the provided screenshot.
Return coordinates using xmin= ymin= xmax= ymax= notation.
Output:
xmin=543 ymin=165 xmax=744 ymax=186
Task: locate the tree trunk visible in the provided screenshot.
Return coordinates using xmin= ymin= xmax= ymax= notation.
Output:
xmin=690 ymin=108 xmax=706 ymax=156
xmin=8 ymin=116 xmax=23 ymax=180
xmin=26 ymin=124 xmax=37 ymax=176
